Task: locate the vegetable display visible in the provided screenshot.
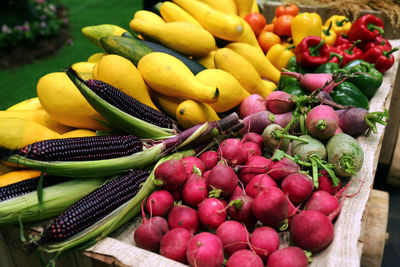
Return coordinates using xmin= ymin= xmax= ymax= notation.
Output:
xmin=0 ymin=1 xmax=397 ymax=267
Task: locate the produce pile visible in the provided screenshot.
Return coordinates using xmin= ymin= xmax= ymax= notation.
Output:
xmin=0 ymin=0 xmax=396 ymax=266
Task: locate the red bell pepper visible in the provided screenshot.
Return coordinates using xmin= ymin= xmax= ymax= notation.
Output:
xmin=337 ymin=40 xmax=363 ymax=67
xmin=362 ymin=45 xmax=399 ymax=73
xmin=294 ymin=36 xmax=330 ymax=69
xmin=361 ymin=35 xmax=392 ymax=52
xmin=347 ymin=14 xmax=384 ymax=42
xmin=334 ymin=33 xmax=351 ymax=47
xmin=327 ymin=46 xmax=344 ymax=64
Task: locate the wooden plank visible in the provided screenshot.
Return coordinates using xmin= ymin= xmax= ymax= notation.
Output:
xmin=360 ymin=190 xmax=389 ymax=267
xmin=0 ymin=229 xmax=16 ymax=267
xmin=387 ymin=125 xmax=400 ymax=186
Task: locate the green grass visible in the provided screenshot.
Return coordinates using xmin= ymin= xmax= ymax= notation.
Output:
xmin=0 ymin=0 xmax=143 ymax=110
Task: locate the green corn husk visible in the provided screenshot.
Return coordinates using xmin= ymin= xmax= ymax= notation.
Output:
xmin=3 ymin=113 xmax=241 ymax=178
xmin=0 ymin=178 xmax=104 ymax=225
xmin=66 ymin=67 xmax=175 ymax=139
xmin=37 ymin=149 xmax=195 ymax=259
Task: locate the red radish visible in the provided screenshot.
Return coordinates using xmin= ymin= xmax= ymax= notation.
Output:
xmin=145 ymin=190 xmax=174 ymax=217
xmin=240 ymin=111 xmax=274 ymax=134
xmin=159 ymin=227 xmax=192 ymax=263
xmin=306 ymin=105 xmax=339 ymax=140
xmin=239 ymin=94 xmax=267 ymax=118
xmin=154 ymin=159 xmax=187 ymax=191
xmin=242 ymin=132 xmax=264 ymax=150
xmin=168 ymin=205 xmax=199 ymax=234
xmin=218 ymin=138 xmax=247 ymax=166
xmin=250 ymin=226 xmax=280 ymax=262
xmin=266 ymin=246 xmax=309 ymax=267
xmin=243 ymin=142 xmax=262 ymax=159
xmin=281 ymin=71 xmax=336 ymax=93
xmin=245 ymin=174 xmax=277 ymax=198
xmin=203 ymin=170 xmax=211 ymax=183
xmin=318 ymin=170 xmax=341 ymax=195
xmin=186 ymin=232 xmax=224 ymax=267
xmin=265 ymin=91 xmax=296 ymax=114
xmin=269 ymin=111 xmax=300 ymax=132
xmin=287 ymin=197 xmax=298 ymax=221
xmin=199 ymin=151 xmax=218 ymax=170
xmin=228 ymin=195 xmax=257 ymax=229
xmin=134 ymin=202 xmax=169 ymax=252
xmin=216 ymin=220 xmax=249 ymax=256
xmin=281 ymin=173 xmax=314 ymax=204
xmin=207 ymin=163 xmax=238 ymax=198
xmin=197 ymin=198 xmax=227 ymax=229
xmin=305 ymin=190 xmax=341 ymax=220
xmin=334 ymin=127 xmax=343 ymax=134
xmin=182 ymin=174 xmax=208 ymax=207
xmin=252 ymin=187 xmax=288 ymax=229
xmin=182 ymin=156 xmax=206 ymax=175
xmin=226 ymin=249 xmax=264 ymax=267
xmin=230 ymin=185 xmax=244 ymax=200
xmin=289 ymin=210 xmax=334 ymax=252
xmin=336 ymin=108 xmax=389 ymax=136
xmin=268 ymin=157 xmax=300 ymax=182
xmin=171 ymin=189 xmax=182 ymax=201
xmin=239 ymin=156 xmax=271 ymax=185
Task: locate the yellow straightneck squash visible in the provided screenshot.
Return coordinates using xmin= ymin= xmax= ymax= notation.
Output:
xmin=152 ymin=92 xmax=185 ymax=120
xmin=195 ymin=69 xmax=249 ymax=113
xmin=176 ymin=100 xmax=220 ymax=129
xmin=61 ymin=129 xmax=97 ymax=138
xmin=226 ymin=42 xmax=281 ymax=84
xmin=160 ymin=2 xmax=202 ymax=26
xmin=173 ymin=0 xmax=244 ymax=41
xmin=6 ymin=97 xmax=42 ymax=111
xmin=129 ymin=19 xmax=216 ymax=57
xmin=233 ymin=0 xmax=253 ymax=17
xmin=214 ymin=48 xmax=274 ymax=98
xmin=0 ymin=109 xmax=72 ymax=134
xmin=138 ymin=52 xmax=219 ymax=104
xmin=0 ymin=117 xmax=61 ymax=149
xmin=96 ymin=54 xmax=158 ymax=110
xmin=196 ymin=50 xmax=216 ymax=69
xmin=133 ymin=10 xmax=165 ymax=24
xmin=71 ymin=62 xmax=97 ymax=80
xmin=197 ymin=0 xmax=237 ymax=15
xmin=37 ymin=72 xmax=107 ymax=130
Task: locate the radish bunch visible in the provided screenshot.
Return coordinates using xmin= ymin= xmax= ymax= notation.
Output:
xmin=132 ymin=132 xmax=351 ymax=267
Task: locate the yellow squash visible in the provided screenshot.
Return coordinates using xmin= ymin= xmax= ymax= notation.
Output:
xmin=195 ymin=69 xmax=250 ymax=113
xmin=138 ymin=52 xmax=219 ymax=103
xmin=134 ymin=10 xmax=165 ymax=24
xmin=0 ymin=169 xmax=42 ymax=187
xmin=229 ymin=18 xmax=263 ymax=52
xmin=0 ymin=117 xmax=61 ymax=149
xmin=196 ymin=50 xmax=216 ymax=69
xmin=152 ymin=92 xmax=185 ymax=119
xmin=160 ymin=2 xmax=201 ymax=26
xmin=0 ymin=109 xmax=72 ymax=134
xmin=81 ymin=24 xmax=128 ymax=48
xmin=214 ymin=48 xmax=273 ymax=98
xmin=96 ymin=54 xmax=158 ymax=109
xmin=87 ymin=52 xmax=106 ymax=63
xmin=176 ymin=100 xmax=220 ymax=129
xmin=173 ymin=0 xmax=244 ymax=40
xmin=61 ymin=129 xmax=97 ymax=138
xmin=71 ymin=62 xmax=97 ymax=80
xmin=251 ymin=0 xmax=260 ymax=13
xmin=129 ymin=19 xmax=216 ymax=57
xmin=226 ymin=42 xmax=281 ymax=84
xmin=233 ymin=0 xmax=253 ymax=18
xmin=37 ymin=72 xmax=107 ymax=130
xmin=197 ymin=0 xmax=237 ymax=15
xmin=6 ymin=97 xmax=42 ymax=111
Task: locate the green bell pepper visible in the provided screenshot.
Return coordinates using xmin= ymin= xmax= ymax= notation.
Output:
xmin=314 ymin=62 xmax=340 ymax=74
xmin=283 ymin=85 xmax=309 ymax=97
xmin=331 ymin=81 xmax=369 ymax=109
xmin=286 ymin=56 xmax=307 ymax=74
xmin=342 ymin=59 xmax=383 ymax=99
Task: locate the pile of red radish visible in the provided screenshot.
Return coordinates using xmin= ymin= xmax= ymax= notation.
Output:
xmin=133 ymin=132 xmax=354 ymax=267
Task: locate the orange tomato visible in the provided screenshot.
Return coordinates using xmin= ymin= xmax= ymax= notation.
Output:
xmin=271 ymin=16 xmax=277 ymax=24
xmin=275 ymin=3 xmax=300 ymax=17
xmin=258 ymin=31 xmax=281 ymax=53
xmin=273 ymin=14 xmax=293 ymax=37
xmin=244 ymin=12 xmax=267 ymax=36
xmin=262 ymin=24 xmax=274 ymax=32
